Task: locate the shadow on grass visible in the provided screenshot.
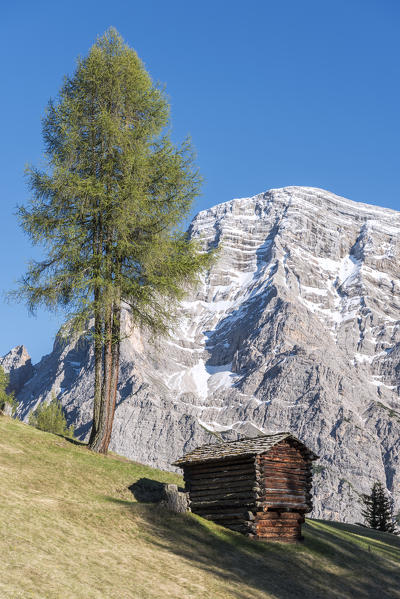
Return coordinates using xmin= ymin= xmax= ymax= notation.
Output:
xmin=62 ymin=435 xmax=87 ymax=447
xmin=103 ymin=496 xmax=135 ymax=506
xmin=128 ymin=477 xmax=166 ymax=502
xmin=307 ymin=519 xmax=400 ymax=562
xmin=128 ymin=477 xmax=185 ymax=502
xmin=127 ymin=504 xmax=400 ymax=599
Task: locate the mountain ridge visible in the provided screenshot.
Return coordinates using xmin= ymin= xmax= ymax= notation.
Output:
xmin=202 ymin=185 xmax=400 ymax=217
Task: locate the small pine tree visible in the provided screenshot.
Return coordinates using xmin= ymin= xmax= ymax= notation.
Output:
xmin=361 ymin=482 xmax=398 ymax=534
xmin=29 ymin=394 xmax=74 ymax=437
xmin=0 ymin=365 xmax=17 ymax=416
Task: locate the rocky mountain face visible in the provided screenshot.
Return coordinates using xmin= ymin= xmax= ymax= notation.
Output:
xmin=0 ymin=345 xmax=34 ymax=395
xmin=3 ymin=186 xmax=400 ymax=523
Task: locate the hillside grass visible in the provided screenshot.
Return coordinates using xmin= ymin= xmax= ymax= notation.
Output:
xmin=1 ymin=417 xmax=399 ymax=599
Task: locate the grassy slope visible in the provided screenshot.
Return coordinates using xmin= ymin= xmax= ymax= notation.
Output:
xmin=1 ymin=418 xmax=399 ymax=599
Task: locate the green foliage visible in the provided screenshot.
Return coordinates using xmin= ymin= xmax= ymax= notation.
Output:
xmin=12 ymin=27 xmax=212 ymax=336
xmin=29 ymin=394 xmax=74 ymax=437
xmin=0 ymin=365 xmax=18 ymax=415
xmin=361 ymin=482 xmax=398 ymax=534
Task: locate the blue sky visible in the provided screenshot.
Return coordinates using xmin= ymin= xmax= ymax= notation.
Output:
xmin=1 ymin=0 xmax=399 ymax=362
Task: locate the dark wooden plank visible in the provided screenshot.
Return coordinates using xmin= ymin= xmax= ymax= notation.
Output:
xmin=190 ymin=491 xmax=258 ymax=502
xmin=261 ymin=462 xmax=309 ymax=469
xmin=191 ymin=498 xmax=257 ymax=508
xmin=184 ymin=458 xmax=255 ymax=474
xmin=262 ymin=502 xmax=309 ymax=510
xmin=189 ymin=489 xmax=259 ymax=501
xmin=189 ymin=486 xmax=259 ymax=499
xmin=262 ymin=472 xmax=311 ymax=478
xmin=265 ymin=462 xmax=308 ymax=469
xmin=261 ymin=459 xmax=310 ymax=466
xmin=262 ymin=468 xmax=310 ymax=476
xmin=186 ymin=476 xmax=255 ymax=488
xmin=262 ymin=482 xmax=310 ymax=489
xmin=197 ymin=510 xmax=255 ymax=521
xmin=187 ymin=480 xmax=259 ymax=492
xmin=185 ymin=468 xmax=256 ymax=481
xmin=263 ymin=490 xmax=311 ymax=497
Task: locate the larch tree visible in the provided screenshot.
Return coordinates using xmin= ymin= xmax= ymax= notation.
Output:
xmin=14 ymin=28 xmax=212 ymax=453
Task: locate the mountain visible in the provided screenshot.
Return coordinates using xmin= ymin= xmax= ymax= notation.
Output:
xmin=3 ymin=186 xmax=400 ymax=522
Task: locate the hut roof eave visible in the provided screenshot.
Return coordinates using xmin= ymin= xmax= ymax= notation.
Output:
xmin=172 ymin=432 xmax=319 ymax=467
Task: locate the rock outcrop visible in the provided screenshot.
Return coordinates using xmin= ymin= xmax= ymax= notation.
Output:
xmin=0 ymin=345 xmax=34 ymax=395
xmin=4 ymin=187 xmax=400 ymax=523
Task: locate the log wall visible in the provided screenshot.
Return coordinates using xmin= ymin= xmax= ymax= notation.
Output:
xmin=182 ymin=439 xmax=314 ymax=543
xmin=254 ymin=439 xmax=313 ymax=542
xmin=183 ymin=456 xmax=258 ymax=535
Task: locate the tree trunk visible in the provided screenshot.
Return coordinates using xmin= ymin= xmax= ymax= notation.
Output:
xmin=89 ymin=284 xmax=121 ymax=454
xmin=88 ymin=188 xmax=103 ymax=447
xmin=89 ymin=300 xmax=113 ymax=453
xmin=103 ymin=300 xmax=121 ymax=450
xmin=88 ymin=288 xmax=103 ymax=446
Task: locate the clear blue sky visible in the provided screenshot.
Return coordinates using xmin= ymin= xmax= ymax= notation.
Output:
xmin=1 ymin=0 xmax=399 ymax=363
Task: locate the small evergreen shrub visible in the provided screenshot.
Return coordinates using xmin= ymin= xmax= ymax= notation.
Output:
xmin=0 ymin=365 xmax=18 ymax=416
xmin=29 ymin=394 xmax=74 ymax=437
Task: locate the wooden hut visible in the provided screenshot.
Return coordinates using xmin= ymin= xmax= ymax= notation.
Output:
xmin=173 ymin=432 xmax=318 ymax=542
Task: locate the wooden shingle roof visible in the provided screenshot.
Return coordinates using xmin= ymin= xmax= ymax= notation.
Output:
xmin=173 ymin=432 xmax=319 ymax=466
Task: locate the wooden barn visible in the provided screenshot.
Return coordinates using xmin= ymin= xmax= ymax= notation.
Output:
xmin=173 ymin=432 xmax=318 ymax=542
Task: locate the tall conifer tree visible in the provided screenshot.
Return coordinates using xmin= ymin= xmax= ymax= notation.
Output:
xmin=361 ymin=482 xmax=398 ymax=534
xmin=14 ymin=29 xmax=212 ymax=452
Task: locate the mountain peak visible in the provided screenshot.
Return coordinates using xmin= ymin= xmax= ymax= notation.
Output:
xmin=196 ymin=186 xmax=400 ymax=223
xmin=0 ymin=345 xmax=34 ymax=395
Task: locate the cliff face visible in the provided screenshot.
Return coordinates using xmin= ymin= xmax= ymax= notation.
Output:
xmin=5 ymin=186 xmax=400 ymax=522
xmin=0 ymin=345 xmax=34 ymax=395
